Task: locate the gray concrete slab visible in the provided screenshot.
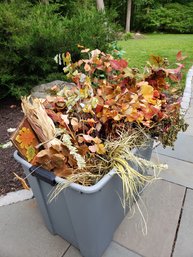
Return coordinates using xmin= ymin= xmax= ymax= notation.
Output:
xmin=64 ymin=242 xmax=142 ymax=257
xmin=173 ymin=189 xmax=193 ymax=257
xmin=0 ymin=199 xmax=69 ymax=257
xmin=184 ymin=119 xmax=193 ymax=136
xmin=151 ymin=153 xmax=193 ymax=189
xmin=113 ymin=180 xmax=185 ymax=257
xmin=154 ymin=133 xmax=193 ymax=163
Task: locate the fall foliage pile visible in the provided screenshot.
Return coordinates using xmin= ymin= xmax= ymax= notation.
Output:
xmin=14 ymin=48 xmax=187 ymax=186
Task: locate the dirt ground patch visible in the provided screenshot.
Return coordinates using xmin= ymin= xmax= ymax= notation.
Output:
xmin=0 ymin=97 xmax=25 ymax=196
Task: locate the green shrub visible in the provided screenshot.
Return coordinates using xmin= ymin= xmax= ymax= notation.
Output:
xmin=63 ymin=7 xmax=121 ymax=61
xmin=134 ymin=3 xmax=193 ymax=33
xmin=0 ymin=1 xmax=67 ymax=99
xmin=0 ymin=1 xmax=120 ymax=99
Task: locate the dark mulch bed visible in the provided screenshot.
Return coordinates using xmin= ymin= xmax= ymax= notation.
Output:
xmin=0 ymin=97 xmax=25 ymax=196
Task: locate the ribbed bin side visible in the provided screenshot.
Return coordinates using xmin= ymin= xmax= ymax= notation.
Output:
xmin=21 ymin=165 xmax=56 ymax=235
xmin=21 ymin=165 xmax=79 ymax=247
xmin=14 ymin=139 xmax=153 ymax=257
xmin=63 ymin=175 xmax=124 ymax=257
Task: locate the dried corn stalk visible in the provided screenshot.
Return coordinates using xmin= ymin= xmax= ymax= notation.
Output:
xmin=21 ymin=96 xmax=60 ymax=148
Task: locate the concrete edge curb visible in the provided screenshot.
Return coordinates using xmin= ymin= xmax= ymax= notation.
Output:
xmin=181 ymin=65 xmax=193 ymax=114
xmin=0 ymin=189 xmax=33 ymax=207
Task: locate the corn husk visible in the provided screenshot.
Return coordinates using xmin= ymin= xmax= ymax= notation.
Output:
xmin=21 ymin=96 xmax=60 ymax=148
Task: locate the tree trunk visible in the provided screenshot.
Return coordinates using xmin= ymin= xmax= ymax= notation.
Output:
xmin=41 ymin=0 xmax=49 ymax=4
xmin=126 ymin=0 xmax=132 ymax=32
xmin=96 ymin=0 xmax=105 ymax=11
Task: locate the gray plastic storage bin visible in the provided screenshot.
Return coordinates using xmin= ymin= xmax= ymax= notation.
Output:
xmin=14 ymin=140 xmax=153 ymax=257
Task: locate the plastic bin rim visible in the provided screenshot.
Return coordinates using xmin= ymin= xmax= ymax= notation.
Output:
xmin=14 ymin=150 xmax=118 ymax=194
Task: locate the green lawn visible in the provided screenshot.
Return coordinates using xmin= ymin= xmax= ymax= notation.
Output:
xmin=119 ymin=34 xmax=193 ymax=75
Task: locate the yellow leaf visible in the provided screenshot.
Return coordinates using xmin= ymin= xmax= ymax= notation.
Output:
xmin=139 ymin=82 xmax=156 ymax=104
xmin=13 ymin=172 xmax=30 ymax=190
xmin=96 ymin=143 xmax=106 ymax=154
xmin=81 ymin=48 xmax=90 ymax=53
xmin=140 ymin=82 xmax=153 ymax=98
xmin=77 ymin=44 xmax=85 ymax=48
xmin=93 ymin=137 xmax=102 ymax=144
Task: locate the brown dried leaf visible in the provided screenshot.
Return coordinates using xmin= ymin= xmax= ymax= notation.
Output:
xmin=13 ymin=173 xmax=30 ymax=190
xmin=54 ymin=166 xmax=73 ymax=178
xmin=51 ymin=153 xmax=66 ymax=168
xmin=71 ymin=117 xmax=79 ymax=131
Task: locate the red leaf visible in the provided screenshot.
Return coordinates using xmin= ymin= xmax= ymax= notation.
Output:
xmin=46 ymin=109 xmax=61 ymax=123
xmin=176 ymin=51 xmax=187 ymax=61
xmin=110 ymin=59 xmax=128 ymax=70
xmin=95 ymin=104 xmax=103 ymax=114
xmin=119 ymin=59 xmax=128 ymax=68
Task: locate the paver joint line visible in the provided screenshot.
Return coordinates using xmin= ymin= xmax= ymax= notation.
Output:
xmin=62 ymin=244 xmax=72 ymax=257
xmin=112 ymin=240 xmax=145 ymax=257
xmin=170 ymin=188 xmax=187 ymax=257
xmin=153 ymin=151 xmax=193 ymax=165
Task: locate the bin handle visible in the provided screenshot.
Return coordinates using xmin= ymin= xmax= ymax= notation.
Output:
xmin=29 ymin=166 xmax=56 ymax=186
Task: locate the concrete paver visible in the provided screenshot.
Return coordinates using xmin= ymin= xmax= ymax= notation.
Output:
xmin=173 ymin=189 xmax=193 ymax=257
xmin=185 ymin=119 xmax=193 ymax=136
xmin=151 ymin=153 xmax=193 ymax=189
xmin=0 ymin=199 xmax=69 ymax=257
xmin=113 ymin=180 xmax=185 ymax=257
xmin=154 ymin=133 xmax=193 ymax=163
xmin=64 ymin=242 xmax=142 ymax=257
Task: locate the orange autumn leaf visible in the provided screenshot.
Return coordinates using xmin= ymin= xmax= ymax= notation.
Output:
xmin=84 ymin=118 xmax=97 ymax=126
xmin=84 ymin=63 xmax=91 ymax=72
xmin=15 ymin=127 xmax=35 ymax=149
xmin=176 ymin=51 xmax=187 ymax=61
xmin=13 ymin=172 xmax=30 ymax=190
